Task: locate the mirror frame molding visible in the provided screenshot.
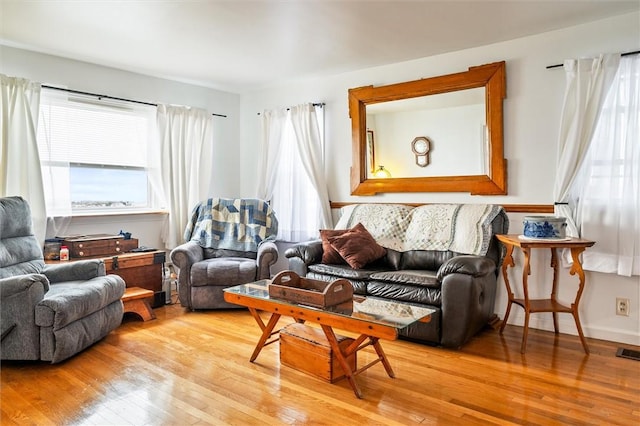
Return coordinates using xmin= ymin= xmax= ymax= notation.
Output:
xmin=349 ymin=61 xmax=507 ymax=195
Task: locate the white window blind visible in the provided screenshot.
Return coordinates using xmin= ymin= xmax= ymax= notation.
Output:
xmin=37 ymin=90 xmax=156 ymax=213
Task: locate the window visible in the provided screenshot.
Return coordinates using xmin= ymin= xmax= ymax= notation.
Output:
xmin=37 ymin=90 xmax=156 ymax=215
xmin=259 ymin=103 xmax=332 ymax=242
xmin=272 ymin=107 xmax=324 ymax=241
xmin=573 ymin=55 xmax=639 ymax=276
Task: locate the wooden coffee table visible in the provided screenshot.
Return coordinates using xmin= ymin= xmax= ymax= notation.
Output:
xmin=224 ymin=280 xmax=434 ymax=398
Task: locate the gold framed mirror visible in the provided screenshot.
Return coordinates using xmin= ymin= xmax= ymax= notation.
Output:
xmin=348 ymin=61 xmax=507 ymax=195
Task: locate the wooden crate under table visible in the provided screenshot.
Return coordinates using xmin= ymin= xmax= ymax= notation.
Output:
xmin=280 ymin=323 xmax=357 ymax=383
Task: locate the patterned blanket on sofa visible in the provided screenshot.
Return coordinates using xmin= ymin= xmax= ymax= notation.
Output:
xmin=335 ymin=203 xmax=506 ymax=256
xmin=184 ymin=198 xmax=278 ymax=252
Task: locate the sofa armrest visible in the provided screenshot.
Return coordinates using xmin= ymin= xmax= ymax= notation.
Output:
xmin=436 ymin=255 xmax=496 ymax=281
xmin=170 ymin=241 xmax=204 ymax=307
xmin=436 ymin=255 xmax=498 ymax=348
xmin=0 ymin=274 xmax=49 ymax=360
xmin=170 ymin=241 xmax=204 ymax=270
xmin=284 ymin=239 xmax=323 ymax=265
xmin=257 ymin=241 xmax=278 ymax=279
xmin=42 ymin=259 xmax=106 ymax=283
xmin=0 ymin=273 xmax=49 ymax=300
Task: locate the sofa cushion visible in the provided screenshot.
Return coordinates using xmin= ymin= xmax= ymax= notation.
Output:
xmin=370 ymin=270 xmax=439 ymax=288
xmin=203 ymin=248 xmax=257 ymax=260
xmin=400 ymin=250 xmax=457 ymax=271
xmin=190 ymin=257 xmax=257 ymax=287
xmin=308 ymin=263 xmax=383 ymax=281
xmin=306 ymin=270 xmax=368 ymax=295
xmin=0 ymin=236 xmax=45 ymax=279
xmin=0 ymin=196 xmax=35 ymax=239
xmin=367 ymin=281 xmax=442 ymax=306
xmin=328 ymin=224 xmax=386 ymax=269
xmin=35 ymin=276 xmax=125 ymax=329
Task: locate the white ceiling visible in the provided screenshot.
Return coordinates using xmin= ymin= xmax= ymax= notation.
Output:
xmin=1 ymin=1 xmax=638 ymax=93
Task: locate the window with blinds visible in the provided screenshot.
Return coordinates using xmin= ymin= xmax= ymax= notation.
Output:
xmin=37 ymin=90 xmax=156 ymax=213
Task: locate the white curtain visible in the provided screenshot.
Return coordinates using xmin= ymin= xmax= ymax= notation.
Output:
xmin=574 ymin=55 xmax=640 ymax=276
xmin=257 ymin=104 xmax=332 ymax=242
xmin=156 ymin=104 xmax=214 ymax=249
xmin=553 ymin=54 xmax=621 ymax=236
xmin=37 ymin=90 xmax=74 ymax=239
xmin=0 ymin=74 xmax=46 ymax=244
xmin=289 ymin=104 xmax=332 ymax=229
xmin=256 ymin=108 xmax=286 ymax=204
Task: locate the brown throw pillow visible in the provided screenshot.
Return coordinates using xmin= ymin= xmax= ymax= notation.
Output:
xmin=319 ymin=228 xmax=349 ymax=264
xmin=328 ymin=223 xmax=386 ymax=269
xmin=319 ymin=223 xmax=369 ymax=264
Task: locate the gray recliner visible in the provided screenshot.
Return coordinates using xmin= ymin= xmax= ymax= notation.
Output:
xmin=0 ymin=196 xmax=125 ymax=363
xmin=170 ymin=198 xmax=279 ymax=310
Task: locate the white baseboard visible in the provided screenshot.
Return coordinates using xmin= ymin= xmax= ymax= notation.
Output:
xmin=498 ymin=310 xmax=640 ymax=347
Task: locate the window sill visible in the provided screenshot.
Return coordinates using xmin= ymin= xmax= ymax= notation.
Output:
xmin=62 ymin=209 xmax=169 ymax=218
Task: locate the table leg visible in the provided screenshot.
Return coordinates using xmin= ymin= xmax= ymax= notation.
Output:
xmin=569 ymin=247 xmax=590 ymax=354
xmin=321 ymin=324 xmax=363 ymax=399
xmin=520 ymin=247 xmax=532 ymax=354
xmin=499 ymin=244 xmax=516 ymax=334
xmin=572 ymin=310 xmax=589 ymax=355
xmin=521 ymin=310 xmax=530 ymax=354
xmin=248 ymin=308 xmax=281 ymax=362
xmin=371 ymin=337 xmax=395 ymax=378
xmin=550 ymin=248 xmax=560 ymax=333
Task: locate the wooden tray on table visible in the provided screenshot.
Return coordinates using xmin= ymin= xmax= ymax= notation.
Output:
xmin=268 ymin=271 xmax=353 ymax=308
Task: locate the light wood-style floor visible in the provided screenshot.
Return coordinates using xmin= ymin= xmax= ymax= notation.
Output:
xmin=2 ymin=299 xmax=639 ymax=425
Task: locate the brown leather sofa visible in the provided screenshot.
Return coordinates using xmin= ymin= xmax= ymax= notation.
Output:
xmin=285 ymin=204 xmax=509 ymax=348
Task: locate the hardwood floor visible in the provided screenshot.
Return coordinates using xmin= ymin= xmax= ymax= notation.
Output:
xmin=2 ymin=299 xmax=638 ymax=425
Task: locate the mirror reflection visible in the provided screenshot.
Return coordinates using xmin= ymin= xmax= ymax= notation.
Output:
xmin=349 ymin=61 xmax=507 ymax=196
xmin=366 ymin=88 xmax=486 ymax=179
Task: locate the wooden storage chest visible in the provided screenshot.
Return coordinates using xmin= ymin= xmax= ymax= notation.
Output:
xmin=102 ymin=251 xmax=166 ymax=308
xmin=280 ymin=323 xmax=356 ymax=383
xmin=45 ymin=249 xmax=167 ymax=308
xmin=62 ymin=234 xmax=139 ymax=258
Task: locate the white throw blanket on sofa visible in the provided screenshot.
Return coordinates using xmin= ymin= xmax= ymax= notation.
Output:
xmin=335 ymin=203 xmax=504 ymax=256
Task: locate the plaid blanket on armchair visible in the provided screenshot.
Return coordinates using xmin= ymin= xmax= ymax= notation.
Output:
xmin=184 ymin=198 xmax=278 ymax=252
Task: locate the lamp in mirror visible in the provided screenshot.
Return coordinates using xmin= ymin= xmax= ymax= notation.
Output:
xmin=373 ymin=165 xmax=392 ymax=178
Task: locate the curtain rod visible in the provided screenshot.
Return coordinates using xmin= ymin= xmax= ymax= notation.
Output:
xmin=41 ymin=85 xmax=228 ymax=118
xmin=546 ymin=50 xmax=640 ymax=69
xmin=256 ymin=102 xmax=325 ymax=115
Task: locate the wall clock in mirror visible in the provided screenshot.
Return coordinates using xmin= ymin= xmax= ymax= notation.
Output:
xmin=411 ymin=136 xmax=431 ymax=167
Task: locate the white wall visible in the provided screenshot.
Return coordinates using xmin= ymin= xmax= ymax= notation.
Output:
xmin=372 ymin=103 xmax=486 ymax=177
xmin=240 ymin=12 xmax=640 ymax=346
xmin=1 ymin=45 xmax=242 ymax=251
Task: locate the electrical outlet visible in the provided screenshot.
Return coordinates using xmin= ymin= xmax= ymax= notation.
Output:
xmin=616 ymin=298 xmax=630 ymax=316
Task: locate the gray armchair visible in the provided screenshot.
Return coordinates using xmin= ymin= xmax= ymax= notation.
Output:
xmin=170 ymin=198 xmax=278 ymax=310
xmin=0 ymin=196 xmax=125 ymax=363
